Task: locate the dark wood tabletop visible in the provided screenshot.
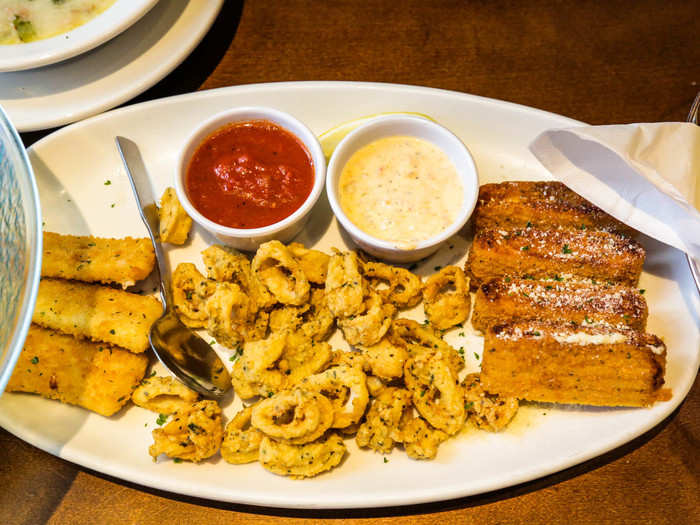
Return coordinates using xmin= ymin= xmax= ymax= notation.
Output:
xmin=5 ymin=1 xmax=699 ymax=523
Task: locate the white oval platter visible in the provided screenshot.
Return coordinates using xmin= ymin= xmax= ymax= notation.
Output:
xmin=0 ymin=82 xmax=697 ymax=509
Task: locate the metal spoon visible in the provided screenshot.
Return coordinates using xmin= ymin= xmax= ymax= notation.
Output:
xmin=115 ymin=136 xmax=231 ymax=398
xmin=685 ymin=92 xmax=700 ymax=296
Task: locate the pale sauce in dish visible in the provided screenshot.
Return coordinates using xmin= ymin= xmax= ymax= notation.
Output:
xmin=338 ymin=136 xmax=463 ymax=247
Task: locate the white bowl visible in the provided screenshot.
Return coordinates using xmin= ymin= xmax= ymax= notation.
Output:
xmin=175 ymin=106 xmax=326 ymax=252
xmin=0 ymin=0 xmax=158 ymax=72
xmin=326 ymin=115 xmax=479 ymax=263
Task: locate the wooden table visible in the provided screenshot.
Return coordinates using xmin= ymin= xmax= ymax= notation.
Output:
xmin=5 ymin=1 xmax=699 ymax=523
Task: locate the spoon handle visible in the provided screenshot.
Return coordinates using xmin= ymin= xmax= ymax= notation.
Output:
xmin=115 ymin=136 xmax=172 ymax=309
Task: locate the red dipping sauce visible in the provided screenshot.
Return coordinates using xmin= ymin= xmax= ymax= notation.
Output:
xmin=185 ymin=120 xmax=315 ymax=229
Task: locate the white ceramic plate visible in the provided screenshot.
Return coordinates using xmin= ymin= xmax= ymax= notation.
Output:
xmin=0 ymin=0 xmax=157 ymax=72
xmin=1 ymin=82 xmax=698 ymax=509
xmin=0 ymin=0 xmax=223 ymax=131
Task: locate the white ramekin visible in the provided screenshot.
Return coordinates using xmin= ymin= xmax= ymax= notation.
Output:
xmin=175 ymin=106 xmax=326 ymax=251
xmin=326 ymin=115 xmax=479 ymax=263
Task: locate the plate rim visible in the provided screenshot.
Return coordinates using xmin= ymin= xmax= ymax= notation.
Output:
xmin=0 ymin=0 xmax=159 ymax=72
xmin=9 ymin=81 xmax=700 ymax=509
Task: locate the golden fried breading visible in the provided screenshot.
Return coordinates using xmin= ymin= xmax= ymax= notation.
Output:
xmin=221 ymin=406 xmax=263 ymax=464
xmin=298 ymin=288 xmax=336 ymax=341
xmin=252 ymin=389 xmax=334 ymax=445
xmin=288 ymin=242 xmax=330 ymax=284
xmin=471 ymin=278 xmax=648 ymax=332
xmin=205 ymin=282 xmax=255 ymax=348
xmin=32 ymin=278 xmax=162 ymax=354
xmin=278 ymin=332 xmax=332 ymax=385
xmin=149 ymin=400 xmax=223 ymax=462
xmin=7 ymin=325 xmax=148 ymax=417
xmin=131 ymin=376 xmax=199 ymax=415
xmin=252 ymin=240 xmax=310 ymax=306
xmin=259 ymin=432 xmax=346 ymax=479
xmin=362 ymin=261 xmax=422 ymax=308
xmin=466 ymin=228 xmax=645 ymax=287
xmin=201 ymin=245 xmax=274 ymax=310
xmin=158 ymin=187 xmax=192 ymax=245
xmin=338 ymin=291 xmax=395 ymax=347
xmin=325 ymin=251 xmax=366 ymax=318
xmin=422 ymin=266 xmax=471 ymax=330
xmin=462 ymin=373 xmax=519 ymax=432
xmin=42 ymin=231 xmax=155 ymax=288
xmin=356 ymin=387 xmax=412 ymax=454
xmin=359 ymin=337 xmax=408 ymax=381
xmin=231 ymin=332 xmax=288 ymax=399
xmin=404 ymin=348 xmax=466 ymax=435
xmin=397 ymin=413 xmax=449 ymax=460
xmin=172 ymin=263 xmax=215 ymax=328
xmin=388 ymin=319 xmax=464 ymax=376
xmin=300 ymin=365 xmax=369 ymax=429
xmin=481 ymin=321 xmax=669 ymax=407
xmin=473 ymin=181 xmax=635 ymax=236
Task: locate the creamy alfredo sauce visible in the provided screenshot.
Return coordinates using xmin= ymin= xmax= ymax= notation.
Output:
xmin=0 ymin=0 xmax=116 ymax=44
xmin=339 ymin=136 xmax=463 ymax=247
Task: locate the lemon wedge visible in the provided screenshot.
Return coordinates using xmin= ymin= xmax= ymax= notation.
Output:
xmin=318 ymin=112 xmax=435 ymax=160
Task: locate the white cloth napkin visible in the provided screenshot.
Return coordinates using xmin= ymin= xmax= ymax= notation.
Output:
xmin=529 ymin=122 xmax=700 ymax=259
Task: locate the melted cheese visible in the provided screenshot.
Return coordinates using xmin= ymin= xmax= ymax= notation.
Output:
xmin=338 ymin=136 xmax=463 ymax=248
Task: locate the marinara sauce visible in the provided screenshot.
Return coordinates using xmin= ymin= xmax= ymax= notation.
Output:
xmin=185 ymin=120 xmax=315 ymax=229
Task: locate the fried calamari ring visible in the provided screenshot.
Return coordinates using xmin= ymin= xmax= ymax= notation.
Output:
xmin=221 ymin=405 xmax=263 ymax=464
xmin=252 ymin=240 xmax=310 ymax=306
xmin=300 ymin=365 xmax=369 ymax=429
xmin=202 ymin=244 xmax=275 ymax=310
xmin=422 ymin=266 xmax=471 ymax=330
xmin=252 ymin=388 xmax=334 ymax=445
xmin=131 ymin=376 xmax=199 ymax=415
xmin=363 ymin=261 xmax=422 ymax=308
xmin=359 ymin=337 xmax=408 ymax=381
xmin=278 ymin=332 xmax=332 ymax=385
xmin=259 ymin=432 xmax=345 ymax=479
xmin=288 ymin=242 xmax=330 ymax=285
xmin=325 ymin=251 xmax=366 ymax=318
xmin=397 ymin=413 xmax=449 ymax=460
xmin=338 ymin=291 xmax=395 ymax=347
xmin=149 ymin=400 xmax=223 ymax=462
xmin=404 ymin=349 xmax=466 ymax=435
xmin=298 ymin=288 xmax=336 ymax=341
xmin=172 ymin=263 xmax=215 ymax=328
xmin=231 ymin=332 xmax=287 ymax=399
xmin=356 ymin=387 xmax=412 ymax=454
xmin=388 ymin=319 xmax=464 ymax=375
xmin=463 ymin=373 xmax=519 ymax=432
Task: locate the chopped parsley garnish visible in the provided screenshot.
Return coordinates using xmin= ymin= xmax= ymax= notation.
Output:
xmin=521 ymin=245 xmax=530 ymax=251
xmin=156 ymin=414 xmax=168 ymax=426
xmin=30 ymin=356 xmax=39 ymax=364
xmin=526 ymin=221 xmax=532 ymax=228
xmin=473 ymin=352 xmax=480 ymax=360
xmin=104 ymin=180 xmax=112 ymax=186
xmin=383 ymin=457 xmax=388 ymax=463
xmin=639 ymin=289 xmax=645 ymax=295
xmin=562 ymin=244 xmax=573 ymax=254
xmin=434 ymin=265 xmax=442 ymax=271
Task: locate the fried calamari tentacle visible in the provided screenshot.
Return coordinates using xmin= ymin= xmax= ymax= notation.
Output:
xmin=338 ymin=291 xmax=395 ymax=347
xmin=325 ymin=251 xmax=366 ymax=318
xmin=252 ymin=240 xmax=310 ymax=306
xmin=388 ymin=319 xmax=464 ymax=375
xmin=231 ymin=332 xmax=287 ymax=399
xmin=363 ymin=261 xmax=422 ymax=308
xmin=201 ymin=244 xmax=274 ymax=310
xmin=252 ymin=388 xmax=334 ymax=445
xmin=397 ymin=413 xmax=449 ymax=460
xmin=221 ymin=405 xmax=263 ymax=464
xmin=422 ymin=266 xmax=471 ymax=330
xmin=149 ymin=400 xmax=223 ymax=463
xmin=205 ymin=282 xmax=253 ymax=349
xmin=172 ymin=263 xmax=215 ymax=328
xmin=404 ymin=349 xmax=466 ymax=435
xmin=300 ymin=365 xmax=369 ymax=429
xmin=131 ymin=376 xmax=199 ymax=415
xmin=258 ymin=432 xmax=346 ymax=479
xmin=463 ymin=373 xmax=519 ymax=432
xmin=356 ymin=387 xmax=412 ymax=454
xmin=288 ymin=242 xmax=330 ymax=285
